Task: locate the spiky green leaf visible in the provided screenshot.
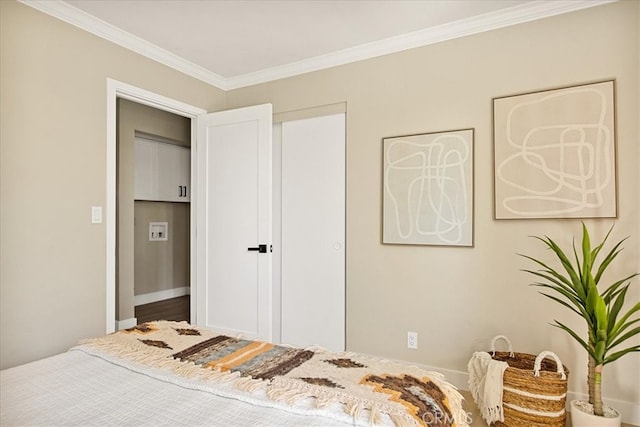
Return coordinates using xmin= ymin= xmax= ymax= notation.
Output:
xmin=609 ymin=325 xmax=640 ymax=350
xmin=602 ymin=274 xmax=640 ymax=304
xmin=538 ymin=292 xmax=583 ymax=317
xmin=553 ymin=320 xmax=593 ymax=356
xmin=581 ymin=224 xmax=593 ymax=293
xmin=609 ymin=302 xmax=640 ymax=340
xmin=603 ymin=345 xmax=640 ymax=365
xmin=607 ymin=285 xmax=628 ymax=336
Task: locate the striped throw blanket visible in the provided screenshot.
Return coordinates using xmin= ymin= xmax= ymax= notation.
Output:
xmin=76 ymin=321 xmax=468 ymax=427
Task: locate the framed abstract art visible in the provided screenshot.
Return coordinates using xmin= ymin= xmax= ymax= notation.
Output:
xmin=382 ymin=128 xmax=474 ymax=246
xmin=493 ymin=80 xmax=617 ymax=219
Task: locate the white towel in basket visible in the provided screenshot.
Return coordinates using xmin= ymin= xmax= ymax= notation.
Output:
xmin=467 ymin=351 xmax=509 ymax=425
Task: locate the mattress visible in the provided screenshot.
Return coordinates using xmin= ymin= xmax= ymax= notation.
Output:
xmin=1 ymin=350 xmax=353 ymax=426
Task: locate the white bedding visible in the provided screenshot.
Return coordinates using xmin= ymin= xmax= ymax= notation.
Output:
xmin=2 ymin=321 xmax=468 ymax=427
xmin=1 ymin=349 xmax=356 ymax=426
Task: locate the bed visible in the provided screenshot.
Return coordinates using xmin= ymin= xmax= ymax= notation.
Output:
xmin=1 ymin=320 xmax=469 ymax=426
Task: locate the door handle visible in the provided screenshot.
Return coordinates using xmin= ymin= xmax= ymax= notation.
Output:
xmin=247 ymin=244 xmax=269 ymax=253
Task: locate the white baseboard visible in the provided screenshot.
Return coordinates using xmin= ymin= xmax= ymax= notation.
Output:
xmin=415 ymin=364 xmax=640 ymax=426
xmin=134 ymin=286 xmax=190 ymax=306
xmin=116 ymin=317 xmax=137 ymax=330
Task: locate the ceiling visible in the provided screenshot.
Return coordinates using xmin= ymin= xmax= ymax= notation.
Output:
xmin=25 ymin=0 xmax=612 ymax=90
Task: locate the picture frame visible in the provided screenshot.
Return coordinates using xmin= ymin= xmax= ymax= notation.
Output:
xmin=493 ymin=80 xmax=617 ymax=219
xmin=382 ymin=128 xmax=474 ymax=246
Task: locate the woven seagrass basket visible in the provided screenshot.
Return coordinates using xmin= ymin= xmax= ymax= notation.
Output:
xmin=489 ymin=335 xmax=569 ymax=427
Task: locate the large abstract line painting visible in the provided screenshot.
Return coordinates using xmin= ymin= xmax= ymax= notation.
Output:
xmin=383 ymin=129 xmax=474 ymax=246
xmin=493 ymin=80 xmax=617 ymax=219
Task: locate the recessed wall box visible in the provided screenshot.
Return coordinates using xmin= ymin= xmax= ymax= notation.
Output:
xmin=149 ymin=222 xmax=168 ymax=241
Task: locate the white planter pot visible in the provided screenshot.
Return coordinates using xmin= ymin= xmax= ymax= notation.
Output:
xmin=570 ymin=400 xmax=621 ymax=427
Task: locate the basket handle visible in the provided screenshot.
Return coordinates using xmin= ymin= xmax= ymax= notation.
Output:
xmin=534 ymin=351 xmax=566 ymax=380
xmin=490 ymin=335 xmax=514 ymax=357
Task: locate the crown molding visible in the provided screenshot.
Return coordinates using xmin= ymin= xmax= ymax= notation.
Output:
xmin=21 ymin=0 xmax=615 ymax=91
xmin=19 ymin=0 xmax=228 ymax=89
xmin=225 ymin=0 xmax=616 ymax=90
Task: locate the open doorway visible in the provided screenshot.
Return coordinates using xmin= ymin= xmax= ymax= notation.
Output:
xmin=106 ymin=79 xmax=206 ymax=333
xmin=116 ymin=99 xmax=191 ymax=328
xmin=105 ymin=80 xmax=346 ymax=346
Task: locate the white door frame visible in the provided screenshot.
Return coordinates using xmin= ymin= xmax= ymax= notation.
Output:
xmin=105 ymin=78 xmax=206 ymax=333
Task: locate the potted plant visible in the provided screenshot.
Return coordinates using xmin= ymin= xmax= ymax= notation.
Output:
xmin=520 ymin=223 xmax=639 ymax=427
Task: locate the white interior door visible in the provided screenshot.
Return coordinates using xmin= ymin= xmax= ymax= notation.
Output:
xmin=279 ymin=113 xmax=346 ymax=351
xmin=195 ymin=104 xmax=273 ymax=340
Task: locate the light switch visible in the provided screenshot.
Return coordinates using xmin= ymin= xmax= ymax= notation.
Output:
xmin=91 ymin=206 xmax=102 ymax=223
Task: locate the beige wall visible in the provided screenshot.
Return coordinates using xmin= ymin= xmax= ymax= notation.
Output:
xmin=227 ymin=1 xmax=640 ymax=406
xmin=117 ymin=99 xmax=191 ymax=321
xmin=134 ymin=202 xmax=190 ymax=296
xmin=1 ymin=0 xmax=638 ymax=413
xmin=0 ymin=1 xmax=225 ymax=368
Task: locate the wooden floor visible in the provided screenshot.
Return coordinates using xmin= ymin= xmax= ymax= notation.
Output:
xmin=134 ymin=295 xmax=190 ymax=324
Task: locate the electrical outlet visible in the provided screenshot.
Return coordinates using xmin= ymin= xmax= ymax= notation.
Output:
xmin=407 ymin=331 xmax=418 ymax=349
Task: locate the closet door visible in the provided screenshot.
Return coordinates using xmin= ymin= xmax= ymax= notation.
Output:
xmin=156 ymin=142 xmax=190 ymax=202
xmin=134 ymin=138 xmax=190 ymax=202
xmin=195 ymin=104 xmax=273 ymax=340
xmin=133 ymin=138 xmax=158 ymax=200
xmin=280 ymin=114 xmax=345 ymax=351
